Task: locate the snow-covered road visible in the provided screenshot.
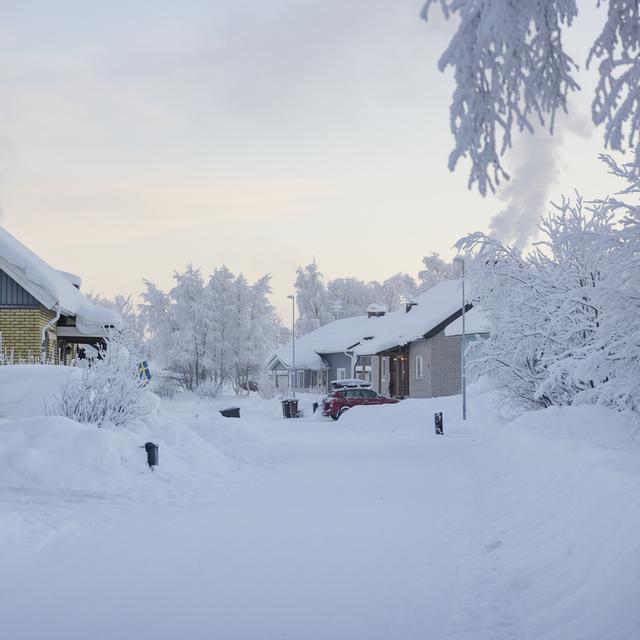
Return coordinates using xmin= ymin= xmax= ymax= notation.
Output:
xmin=1 ymin=395 xmax=639 ymax=640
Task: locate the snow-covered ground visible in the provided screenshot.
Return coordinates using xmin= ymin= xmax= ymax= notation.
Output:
xmin=1 ymin=367 xmax=639 ymax=639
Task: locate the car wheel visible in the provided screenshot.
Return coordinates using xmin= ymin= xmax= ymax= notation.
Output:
xmin=337 ymin=407 xmax=349 ymax=419
xmin=330 ymin=413 xmax=340 ymax=421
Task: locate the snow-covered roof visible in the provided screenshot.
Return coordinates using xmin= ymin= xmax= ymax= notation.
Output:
xmin=444 ymin=306 xmax=490 ymax=336
xmin=352 ymin=280 xmax=466 ymax=355
xmin=0 ymin=225 xmax=121 ymax=334
xmin=270 ymin=314 xmax=386 ymax=370
xmin=56 ymin=269 xmax=82 ymax=289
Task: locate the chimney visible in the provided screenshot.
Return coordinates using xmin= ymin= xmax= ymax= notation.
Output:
xmin=367 ymin=303 xmax=387 ymax=318
xmin=405 ymin=301 xmax=418 ymax=314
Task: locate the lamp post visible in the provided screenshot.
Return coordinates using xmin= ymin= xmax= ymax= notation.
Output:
xmin=287 ymin=294 xmax=296 ymax=399
xmin=454 ymin=256 xmax=467 ymax=420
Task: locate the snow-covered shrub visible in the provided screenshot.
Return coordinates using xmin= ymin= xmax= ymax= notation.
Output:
xmin=195 ymin=380 xmax=221 ymax=399
xmin=56 ymin=339 xmax=150 ymax=427
xmin=258 ymin=374 xmax=277 ymax=399
xmin=459 ymin=158 xmax=640 ymax=417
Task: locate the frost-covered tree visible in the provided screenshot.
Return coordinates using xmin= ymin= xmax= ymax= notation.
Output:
xmin=423 ymin=1 xmax=640 ymax=194
xmin=458 ymin=157 xmax=640 ymax=417
xmin=294 ymin=260 xmax=331 ymax=334
xmin=327 ymin=277 xmax=382 ymax=320
xmin=418 ymin=253 xmax=459 ymax=291
xmin=381 ymin=273 xmax=418 ymax=310
xmin=141 ymin=265 xmax=283 ymax=395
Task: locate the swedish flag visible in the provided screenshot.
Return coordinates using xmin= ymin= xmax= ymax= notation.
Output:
xmin=139 ymin=360 xmax=152 ymax=383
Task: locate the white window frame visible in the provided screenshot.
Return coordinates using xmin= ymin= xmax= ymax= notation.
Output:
xmin=336 ymin=367 xmax=346 ymax=380
xmin=381 ymin=357 xmax=388 ymax=379
xmin=415 ymin=354 xmax=424 ymax=381
xmin=296 ymin=370 xmax=305 ymax=388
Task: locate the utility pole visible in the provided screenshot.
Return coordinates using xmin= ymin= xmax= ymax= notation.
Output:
xmin=454 ymin=257 xmax=467 ymax=420
xmin=287 ymin=294 xmax=296 ymax=399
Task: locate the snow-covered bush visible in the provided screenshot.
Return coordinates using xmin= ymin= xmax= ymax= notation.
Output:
xmin=195 ymin=380 xmax=221 ymax=399
xmin=258 ymin=373 xmax=277 ymax=399
xmin=55 ymin=339 xmax=150 ymax=427
xmin=459 ymin=157 xmax=640 ymax=417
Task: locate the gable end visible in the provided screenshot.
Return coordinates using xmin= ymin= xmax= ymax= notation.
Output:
xmin=0 ymin=268 xmax=40 ymax=308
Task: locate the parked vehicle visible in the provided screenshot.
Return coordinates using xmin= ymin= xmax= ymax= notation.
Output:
xmin=322 ymin=381 xmax=398 ymax=420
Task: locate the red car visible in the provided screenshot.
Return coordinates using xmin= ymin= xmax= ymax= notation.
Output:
xmin=322 ymin=382 xmax=399 ymax=420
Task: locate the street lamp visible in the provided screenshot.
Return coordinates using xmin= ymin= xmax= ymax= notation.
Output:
xmin=287 ymin=294 xmax=296 ymax=399
xmin=454 ymin=256 xmax=467 ymax=420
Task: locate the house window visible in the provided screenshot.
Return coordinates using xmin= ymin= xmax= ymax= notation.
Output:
xmin=415 ymin=355 xmax=424 ymax=380
xmin=296 ymin=370 xmax=305 ymax=388
xmin=381 ymin=357 xmax=388 ymax=379
xmin=337 ymin=368 xmax=346 ymax=380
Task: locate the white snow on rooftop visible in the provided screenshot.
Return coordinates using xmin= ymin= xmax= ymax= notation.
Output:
xmin=0 ymin=225 xmax=121 ymax=334
xmin=56 ymin=269 xmax=82 ymax=289
xmin=271 ymin=314 xmax=385 ymax=370
xmin=352 ymin=279 xmax=465 ymax=355
xmin=271 ymin=280 xmax=468 ymax=368
xmin=444 ymin=306 xmax=490 ymax=336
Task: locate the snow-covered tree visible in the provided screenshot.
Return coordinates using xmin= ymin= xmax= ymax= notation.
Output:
xmin=294 ymin=260 xmax=332 ymax=334
xmin=423 ymin=1 xmax=640 ymax=193
xmin=327 ymin=277 xmax=381 ymax=320
xmin=417 ymin=253 xmax=459 ymax=292
xmin=381 ymin=273 xmax=418 ymax=310
xmin=141 ymin=265 xmax=284 ymax=395
xmin=458 ymin=157 xmax=640 ymax=417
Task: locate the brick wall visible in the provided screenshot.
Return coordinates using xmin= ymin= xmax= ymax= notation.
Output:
xmin=409 ymin=330 xmax=461 ymax=398
xmin=431 ymin=330 xmax=461 ymax=397
xmin=0 ymin=307 xmax=57 ymax=362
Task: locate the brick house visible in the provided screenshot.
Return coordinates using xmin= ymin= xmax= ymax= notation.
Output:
xmin=352 ymin=280 xmax=484 ymax=399
xmin=0 ymin=225 xmax=121 ymax=363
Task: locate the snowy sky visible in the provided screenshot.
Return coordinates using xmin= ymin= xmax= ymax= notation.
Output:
xmin=0 ymin=1 xmax=623 ymax=318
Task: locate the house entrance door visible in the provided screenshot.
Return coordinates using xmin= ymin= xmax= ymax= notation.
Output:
xmin=388 ymin=348 xmax=409 ymax=398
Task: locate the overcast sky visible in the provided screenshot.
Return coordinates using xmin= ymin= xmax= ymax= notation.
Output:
xmin=0 ymin=1 xmax=622 ymax=317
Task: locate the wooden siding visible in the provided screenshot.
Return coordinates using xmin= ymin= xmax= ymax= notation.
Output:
xmin=0 ymin=268 xmax=39 ymax=307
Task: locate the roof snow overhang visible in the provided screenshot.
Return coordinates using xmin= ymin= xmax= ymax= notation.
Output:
xmin=0 ymin=257 xmax=60 ymax=312
xmin=422 ymin=304 xmax=473 ymax=340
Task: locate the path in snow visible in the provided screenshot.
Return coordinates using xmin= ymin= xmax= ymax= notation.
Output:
xmin=2 ymin=398 xmax=639 ymax=640
xmin=0 ymin=407 xmax=495 ymax=640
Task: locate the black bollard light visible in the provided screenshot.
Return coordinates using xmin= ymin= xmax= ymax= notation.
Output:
xmin=434 ymin=412 xmax=443 ymax=435
xmin=144 ymin=442 xmax=159 ymax=468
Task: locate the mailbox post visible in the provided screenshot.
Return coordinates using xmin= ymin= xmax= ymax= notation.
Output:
xmin=144 ymin=442 xmax=159 ymax=468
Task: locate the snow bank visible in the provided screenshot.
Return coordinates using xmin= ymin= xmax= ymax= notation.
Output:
xmin=339 ymin=391 xmax=640 ymax=638
xmin=0 ymin=366 xmax=259 ymax=500
xmin=475 ymin=405 xmax=640 ymax=639
xmin=0 ymin=365 xmax=77 ymax=419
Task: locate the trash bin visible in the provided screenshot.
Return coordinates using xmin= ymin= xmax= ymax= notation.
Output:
xmin=220 ymin=407 xmax=241 ymax=418
xmin=434 ymin=412 xmax=443 ymax=435
xmin=281 ymin=399 xmax=300 ymax=418
xmin=144 ymin=442 xmax=159 ymax=468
